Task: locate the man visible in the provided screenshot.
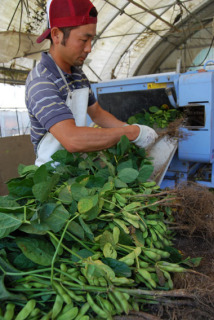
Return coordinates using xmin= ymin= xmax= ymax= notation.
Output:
xmin=25 ymin=0 xmax=157 ymax=166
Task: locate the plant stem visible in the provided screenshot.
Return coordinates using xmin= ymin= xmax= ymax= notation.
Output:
xmin=54 ymin=268 xmax=83 ymax=286
xmin=49 ymin=215 xmax=79 ymax=283
xmin=116 ymin=287 xmax=195 ymax=298
xmin=65 ymin=231 xmax=95 ymax=253
xmin=0 ymin=267 xmax=51 ymax=276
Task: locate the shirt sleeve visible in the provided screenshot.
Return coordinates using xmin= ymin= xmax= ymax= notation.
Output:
xmin=26 ymin=77 xmax=74 ymax=131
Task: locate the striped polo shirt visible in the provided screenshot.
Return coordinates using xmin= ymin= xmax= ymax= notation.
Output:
xmin=25 ymin=52 xmax=96 ymax=153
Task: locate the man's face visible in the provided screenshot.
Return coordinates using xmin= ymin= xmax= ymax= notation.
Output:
xmin=58 ymin=24 xmax=97 ymax=67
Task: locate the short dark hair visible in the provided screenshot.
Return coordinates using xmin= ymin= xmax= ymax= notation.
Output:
xmin=50 ymin=6 xmax=98 ymax=46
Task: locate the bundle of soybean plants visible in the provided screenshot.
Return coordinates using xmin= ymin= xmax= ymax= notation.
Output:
xmin=0 ymin=136 xmax=197 ymax=320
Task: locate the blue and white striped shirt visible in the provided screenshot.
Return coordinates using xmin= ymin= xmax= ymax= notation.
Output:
xmin=25 ymin=52 xmax=96 ymax=152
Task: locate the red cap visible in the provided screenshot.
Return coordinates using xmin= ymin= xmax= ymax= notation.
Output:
xmin=37 ymin=0 xmax=97 ymax=43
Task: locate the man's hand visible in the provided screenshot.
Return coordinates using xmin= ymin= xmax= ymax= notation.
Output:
xmin=132 ymin=124 xmax=158 ymax=149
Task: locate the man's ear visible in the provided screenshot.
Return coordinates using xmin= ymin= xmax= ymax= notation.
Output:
xmin=50 ymin=27 xmax=62 ymax=44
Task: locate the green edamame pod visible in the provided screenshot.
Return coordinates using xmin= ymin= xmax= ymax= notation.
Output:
xmin=150 ymin=228 xmax=157 ymax=242
xmin=52 ymin=294 xmax=64 ymax=320
xmin=29 ymin=307 xmax=41 ymax=318
xmin=40 ymin=311 xmax=52 ymax=320
xmin=86 ymin=293 xmax=108 ymax=319
xmin=112 ymin=290 xmax=129 ymax=314
xmin=117 ymin=188 xmax=133 ymax=194
xmin=123 ymin=216 xmax=139 ymax=228
xmin=108 ymin=292 xmax=123 ymax=314
xmin=15 ymin=299 xmax=36 ymax=320
xmin=75 ymin=302 xmax=90 ymax=320
xmin=139 ymin=260 xmax=149 ymax=268
xmin=108 ymin=195 xmax=116 ymax=210
xmin=143 ymin=249 xmax=161 ymax=261
xmin=138 ymin=269 xmax=157 ymax=288
xmin=4 ymin=303 xmax=15 ymax=320
xmin=139 ymin=222 xmax=146 ymax=232
xmin=113 ymin=218 xmax=129 ymax=234
xmin=122 ymin=210 xmax=140 ymax=221
xmin=132 ymin=301 xmax=139 ymax=312
xmin=78 ymin=316 xmax=90 ymax=320
xmin=113 ymin=226 xmax=120 ymax=244
xmin=60 ymin=263 xmax=67 ymax=272
xmin=146 ymin=214 xmax=161 ymax=219
xmin=97 ymin=296 xmax=114 ymax=315
xmin=146 ymin=220 xmax=158 ymax=226
xmin=163 ymin=271 xmax=173 ymax=289
xmin=63 ymin=285 xmax=85 ymax=302
xmin=57 ymin=306 xmax=78 ymax=320
xmin=114 ymin=193 xmax=127 ymax=206
xmin=52 ymin=281 xmax=72 ymax=305
xmin=149 ymin=247 xmax=170 ymax=258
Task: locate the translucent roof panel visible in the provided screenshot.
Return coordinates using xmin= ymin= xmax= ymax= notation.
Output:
xmin=0 ymin=0 xmax=213 ymax=85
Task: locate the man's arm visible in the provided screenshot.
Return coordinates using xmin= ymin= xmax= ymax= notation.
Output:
xmin=49 ymin=118 xmax=140 ymax=153
xmin=87 ymin=101 xmax=127 ymax=128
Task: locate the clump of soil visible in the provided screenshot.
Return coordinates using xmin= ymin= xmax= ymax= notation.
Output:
xmin=154 ymin=118 xmax=188 ymax=142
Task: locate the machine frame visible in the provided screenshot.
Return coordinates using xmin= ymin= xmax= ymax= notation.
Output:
xmin=91 ymin=66 xmax=214 ymax=188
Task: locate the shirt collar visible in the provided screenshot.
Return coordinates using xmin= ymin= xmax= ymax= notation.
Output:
xmin=41 ymin=52 xmax=78 ymax=78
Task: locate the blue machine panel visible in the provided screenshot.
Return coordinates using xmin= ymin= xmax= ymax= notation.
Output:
xmin=178 ymin=72 xmax=214 ymax=163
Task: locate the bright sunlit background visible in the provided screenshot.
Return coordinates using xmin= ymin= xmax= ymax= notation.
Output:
xmin=0 ymin=84 xmax=30 ymax=137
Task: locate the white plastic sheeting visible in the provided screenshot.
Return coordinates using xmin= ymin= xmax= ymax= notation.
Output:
xmin=0 ymin=0 xmax=213 ymax=83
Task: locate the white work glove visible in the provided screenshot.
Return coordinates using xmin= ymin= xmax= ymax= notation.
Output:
xmin=132 ymin=124 xmax=158 ymax=149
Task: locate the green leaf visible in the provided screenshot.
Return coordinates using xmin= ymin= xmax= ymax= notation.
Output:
xmin=85 ymin=260 xmax=115 ymax=280
xmin=117 ymin=135 xmax=130 ymax=156
xmin=58 ymin=185 xmax=73 ymax=204
xmin=79 ymin=217 xmax=94 ymax=240
xmin=78 ymin=194 xmax=98 ymax=214
xmin=102 ymin=258 xmax=131 ymax=277
xmin=149 ymin=106 xmax=159 ymax=113
xmin=16 ymin=236 xmax=55 ymax=266
xmin=33 ymin=165 xmax=48 ymax=184
xmin=51 ymin=149 xmax=76 ymax=164
xmin=72 ymin=249 xmax=94 ymax=262
xmin=81 ymin=203 xmax=100 ymax=221
xmin=100 ymin=157 xmax=115 ymax=177
xmin=182 ymin=257 xmax=202 ymax=268
xmin=100 ymin=181 xmax=114 ymax=195
xmin=85 ymin=176 xmax=106 ymax=189
xmin=67 ymin=221 xmax=85 ymax=239
xmin=40 ymin=204 xmax=70 ymax=233
xmin=70 ymin=183 xmax=89 ymax=201
xmin=18 ymin=164 xmax=38 ymax=176
xmin=99 ymin=230 xmax=115 ymax=249
xmin=32 ymin=174 xmax=60 ymax=202
xmin=166 ymin=246 xmax=182 ymax=263
xmin=114 ymin=178 xmax=128 ymax=188
xmin=0 ymin=212 xmax=23 ymax=239
xmin=0 ymin=275 xmax=26 ymax=302
xmin=19 ymin=223 xmax=49 ymax=235
xmin=118 ymin=168 xmax=139 ymax=183
xmin=117 ymin=159 xmax=133 ymax=172
xmin=0 ymin=197 xmax=20 ymax=208
xmin=7 ymin=178 xmax=33 ymax=197
xmin=94 ymin=168 xmax=110 ymax=181
xmin=0 ymin=255 xmax=22 ymax=280
xmin=138 ymin=165 xmax=154 ymax=182
xmin=12 ymin=253 xmax=37 ymax=270
xmin=103 ymin=243 xmax=117 ymax=259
